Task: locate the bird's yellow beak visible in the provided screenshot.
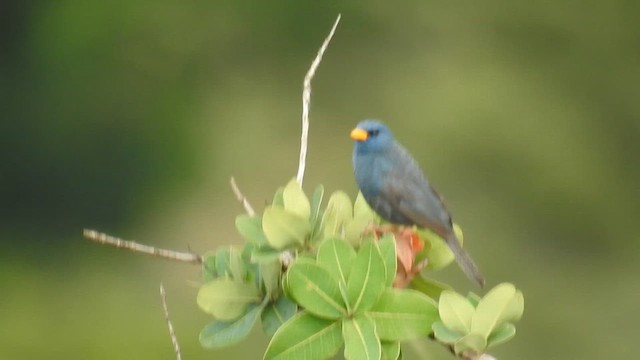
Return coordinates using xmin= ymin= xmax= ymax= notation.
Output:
xmin=350 ymin=128 xmax=368 ymax=141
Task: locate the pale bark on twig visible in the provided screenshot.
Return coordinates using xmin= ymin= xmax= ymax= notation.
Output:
xmin=83 ymin=229 xmax=203 ymax=264
xmin=296 ymin=14 xmax=341 ymax=186
xmin=160 ymin=283 xmax=182 ymax=360
xmin=230 ymin=177 xmax=256 ymax=216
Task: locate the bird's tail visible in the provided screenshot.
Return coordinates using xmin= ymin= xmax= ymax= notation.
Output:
xmin=446 ymin=234 xmax=485 ymax=288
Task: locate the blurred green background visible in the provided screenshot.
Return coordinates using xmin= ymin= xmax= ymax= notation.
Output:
xmin=2 ymin=1 xmax=639 ymax=359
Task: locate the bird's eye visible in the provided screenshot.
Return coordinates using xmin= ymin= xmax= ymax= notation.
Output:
xmin=369 ymin=129 xmax=380 ymax=137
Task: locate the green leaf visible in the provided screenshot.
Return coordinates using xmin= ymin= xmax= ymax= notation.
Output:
xmin=432 ymin=321 xmax=464 ymax=344
xmin=260 ymin=260 xmax=281 ymax=298
xmin=263 ymin=312 xmax=343 ymax=360
xmin=453 ymin=224 xmax=464 ymax=242
xmin=342 ymin=314 xmax=381 ymax=360
xmin=419 ymin=229 xmax=453 ymax=270
xmin=344 ymin=216 xmax=373 ymax=246
xmin=242 ymin=243 xmax=262 ymax=285
xmin=381 ymin=341 xmax=401 ymax=360
xmin=487 ymin=322 xmax=516 ymax=348
xmin=420 ymin=223 xmax=464 ymax=270
xmin=262 ymin=206 xmax=311 ymax=249
xmin=283 ymin=178 xmax=311 ymax=219
xmin=338 ymin=280 xmax=350 ymax=313
xmin=251 ymin=247 xmax=283 ymax=263
xmin=321 ymin=191 xmax=353 ymax=237
xmin=281 ymin=269 xmax=292 ymax=299
xmin=439 ymin=290 xmax=475 ymax=334
xmin=378 ymin=234 xmax=397 ymax=287
xmin=202 ymin=253 xmax=217 ymax=281
xmin=212 ymin=246 xmax=249 ymax=282
xmin=229 ymin=248 xmax=247 ymax=282
xmin=197 ymin=278 xmax=261 ymax=320
xmin=241 ymin=241 xmax=256 ymax=263
xmin=347 ymin=240 xmax=387 ymax=313
xmin=344 ymin=192 xmax=377 ymax=245
xmin=470 ymin=283 xmax=523 ymax=339
xmin=261 ymin=297 xmax=298 ymax=337
xmin=215 ymin=247 xmax=232 ymax=277
xmin=503 ymin=290 xmax=525 ymax=323
xmin=316 ymin=237 xmax=357 ymax=285
xmin=353 ymin=191 xmax=375 ymax=220
xmin=368 ymin=288 xmax=438 ymax=341
xmin=199 ymin=303 xmax=264 ymax=348
xmin=466 ymin=292 xmax=482 ymax=308
xmin=409 ymin=274 xmax=452 ymax=299
xmin=285 ymin=259 xmax=347 ymax=319
xmin=309 ymin=184 xmax=325 ymax=240
xmin=272 ymin=187 xmax=285 ymax=208
xmin=236 ymin=215 xmax=268 ymax=245
xmin=454 ymin=333 xmax=486 ymax=356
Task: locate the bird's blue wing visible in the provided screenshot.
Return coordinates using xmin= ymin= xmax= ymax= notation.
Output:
xmin=379 ymin=143 xmax=454 ymax=235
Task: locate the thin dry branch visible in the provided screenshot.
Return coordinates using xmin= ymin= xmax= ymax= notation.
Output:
xmin=83 ymin=229 xmax=203 ymax=264
xmin=296 ymin=14 xmax=341 ymax=186
xmin=230 ymin=177 xmax=256 ymax=216
xmin=160 ymin=283 xmax=182 ymax=360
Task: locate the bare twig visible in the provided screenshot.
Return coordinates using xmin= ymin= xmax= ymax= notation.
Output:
xmin=160 ymin=283 xmax=182 ymax=360
xmin=83 ymin=229 xmax=203 ymax=264
xmin=296 ymin=14 xmax=341 ymax=186
xmin=230 ymin=177 xmax=256 ymax=216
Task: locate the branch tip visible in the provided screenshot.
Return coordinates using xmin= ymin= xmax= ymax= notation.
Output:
xmin=160 ymin=283 xmax=182 ymax=360
xmin=296 ymin=14 xmax=341 ymax=186
xmin=230 ymin=177 xmax=256 ymax=216
xmin=83 ymin=229 xmax=203 ymax=264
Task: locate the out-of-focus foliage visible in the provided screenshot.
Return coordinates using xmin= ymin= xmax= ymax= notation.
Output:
xmin=2 ymin=1 xmax=639 ymax=359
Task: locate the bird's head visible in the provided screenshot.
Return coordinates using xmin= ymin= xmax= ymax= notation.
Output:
xmin=350 ymin=120 xmax=395 ymax=154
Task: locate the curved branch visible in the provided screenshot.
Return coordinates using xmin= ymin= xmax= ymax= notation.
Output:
xmin=296 ymin=14 xmax=341 ymax=186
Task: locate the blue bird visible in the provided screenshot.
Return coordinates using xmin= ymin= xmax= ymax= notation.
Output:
xmin=351 ymin=120 xmax=485 ymax=287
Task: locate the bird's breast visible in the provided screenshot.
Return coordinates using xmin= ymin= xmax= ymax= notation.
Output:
xmin=353 ymin=152 xmax=391 ymax=200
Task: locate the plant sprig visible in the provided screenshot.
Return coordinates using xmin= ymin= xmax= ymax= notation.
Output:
xmin=196 ymin=180 xmax=524 ymax=359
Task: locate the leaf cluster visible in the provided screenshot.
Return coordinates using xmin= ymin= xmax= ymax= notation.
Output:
xmin=265 ymin=237 xmax=438 ymax=359
xmin=433 ymin=283 xmax=524 ymax=357
xmin=196 ymin=178 xmax=525 ymax=359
